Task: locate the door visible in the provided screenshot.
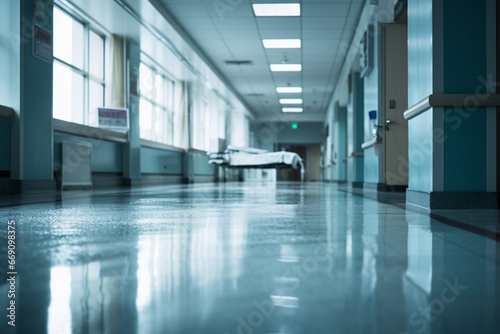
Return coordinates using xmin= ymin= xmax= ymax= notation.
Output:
xmin=383 ymin=24 xmax=408 ymax=186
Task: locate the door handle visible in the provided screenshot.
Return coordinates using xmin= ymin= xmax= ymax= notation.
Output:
xmin=385 ymin=119 xmax=395 ymax=131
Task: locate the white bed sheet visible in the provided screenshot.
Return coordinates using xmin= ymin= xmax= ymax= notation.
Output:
xmin=228 ymin=151 xmax=302 ymax=169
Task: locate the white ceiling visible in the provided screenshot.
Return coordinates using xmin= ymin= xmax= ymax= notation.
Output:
xmin=152 ymin=0 xmax=366 ymax=121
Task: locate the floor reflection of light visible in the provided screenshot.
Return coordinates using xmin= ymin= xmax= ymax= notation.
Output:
xmin=229 ymin=208 xmax=249 ymax=290
xmin=48 ymin=266 xmax=72 ymax=334
xmin=278 ymin=244 xmax=299 ymax=263
xmin=270 ymin=295 xmax=300 ymax=308
xmin=407 ymin=228 xmax=433 ymax=294
xmin=136 ymin=238 xmax=153 ymax=309
xmin=277 ymin=256 xmax=299 ymax=263
xmin=273 ymin=276 xmax=300 ymax=286
xmin=346 ymin=231 xmax=353 ymax=258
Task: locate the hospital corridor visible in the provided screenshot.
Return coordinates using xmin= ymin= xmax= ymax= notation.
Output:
xmin=1 ymin=0 xmax=500 ymax=333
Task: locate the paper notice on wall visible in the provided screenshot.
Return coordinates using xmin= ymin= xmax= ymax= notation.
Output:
xmin=98 ymin=108 xmax=129 ymax=129
xmin=33 ymin=24 xmax=52 ymax=63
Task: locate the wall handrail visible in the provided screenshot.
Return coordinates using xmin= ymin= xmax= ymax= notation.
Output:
xmin=361 ymin=137 xmax=381 ymax=150
xmin=0 ymin=105 xmax=15 ymax=118
xmin=404 ymin=94 xmax=500 ymax=120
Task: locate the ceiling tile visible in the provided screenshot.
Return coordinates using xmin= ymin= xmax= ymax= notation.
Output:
xmin=256 ymin=17 xmax=301 ymax=30
xmin=158 ymin=0 xmax=368 ymax=121
xmin=302 ymin=17 xmax=346 ymax=29
xmin=302 ymin=3 xmax=350 ymax=17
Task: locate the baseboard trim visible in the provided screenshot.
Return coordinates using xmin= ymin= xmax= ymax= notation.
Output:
xmin=406 ymin=189 xmax=498 ymax=210
xmin=193 ymin=175 xmax=215 ymax=183
xmin=364 ymin=182 xmax=407 ymax=192
xmin=0 ymin=178 xmax=9 ymax=195
xmin=9 ymin=180 xmax=56 ymax=194
xmin=136 ymin=174 xmax=184 ymax=187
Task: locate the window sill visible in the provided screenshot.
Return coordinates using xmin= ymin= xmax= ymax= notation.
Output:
xmin=188 ymin=148 xmax=208 ymax=155
xmin=53 ymin=119 xmax=128 ymax=143
xmin=140 ymin=139 xmax=185 ymax=153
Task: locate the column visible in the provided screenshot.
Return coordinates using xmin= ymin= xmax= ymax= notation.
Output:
xmin=123 ymin=39 xmax=141 ymax=186
xmin=347 ymin=72 xmax=365 ymax=187
xmin=406 ymin=0 xmax=498 ymax=209
xmin=10 ymin=0 xmax=55 ymax=193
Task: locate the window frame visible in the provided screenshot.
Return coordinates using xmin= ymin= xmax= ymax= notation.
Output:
xmin=52 ymin=5 xmax=106 ymax=126
xmin=138 ymin=54 xmax=175 ymax=145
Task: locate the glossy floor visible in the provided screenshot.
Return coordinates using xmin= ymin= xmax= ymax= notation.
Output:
xmin=1 ymin=182 xmax=499 ymax=334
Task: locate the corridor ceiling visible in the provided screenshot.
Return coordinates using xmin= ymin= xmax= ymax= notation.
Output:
xmin=152 ymin=0 xmax=366 ymax=121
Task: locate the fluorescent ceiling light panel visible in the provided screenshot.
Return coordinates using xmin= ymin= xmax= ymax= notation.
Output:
xmin=263 ymin=39 xmax=301 ymax=49
xmin=252 ymin=4 xmax=301 ymax=17
xmin=280 ymin=98 xmax=303 ymax=104
xmin=277 ymin=87 xmax=302 ymax=93
xmin=270 ymin=64 xmax=302 ymax=72
xmin=283 ymin=108 xmax=303 ymax=113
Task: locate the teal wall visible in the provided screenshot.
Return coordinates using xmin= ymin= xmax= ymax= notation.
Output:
xmin=251 ymin=122 xmax=323 ymax=150
xmin=338 ymin=106 xmax=347 ymax=181
xmin=355 ymin=78 xmax=365 ymax=182
xmin=407 ymin=1 xmax=433 ymax=108
xmin=442 ymin=0 xmax=488 ymax=192
xmin=347 ymin=73 xmax=365 ymax=183
xmin=0 ymin=120 xmax=10 ymax=171
xmin=52 ymin=132 xmax=193 ymax=177
xmin=407 ymin=0 xmax=493 ymax=193
xmin=20 ymin=0 xmax=54 ymax=180
xmin=194 ymin=154 xmax=215 ymax=176
xmin=277 ymin=122 xmax=323 ymax=144
xmin=54 ymin=132 xmax=123 ymax=173
xmin=329 ymin=102 xmax=341 ymax=181
xmin=408 ymin=111 xmax=434 ymax=192
xmin=347 ymin=100 xmax=354 ymax=182
xmin=407 ymin=0 xmax=434 ymax=192
xmin=141 ymin=147 xmax=183 ymax=174
xmin=363 ymin=23 xmax=382 ymax=184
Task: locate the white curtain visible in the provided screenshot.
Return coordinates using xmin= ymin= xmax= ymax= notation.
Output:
xmin=105 ymin=34 xmax=124 ymax=108
xmin=174 ymin=81 xmax=188 ymax=149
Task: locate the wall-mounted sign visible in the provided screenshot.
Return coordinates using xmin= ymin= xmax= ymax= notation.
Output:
xmin=98 ymin=108 xmax=129 ymax=129
xmin=360 ymin=24 xmax=374 ymax=78
xmin=33 ymin=24 xmax=52 ymax=63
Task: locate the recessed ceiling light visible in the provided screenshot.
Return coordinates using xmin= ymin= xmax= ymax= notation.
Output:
xmin=280 ymin=98 xmax=303 ymax=104
xmin=263 ymin=39 xmax=301 ymax=49
xmin=277 ymin=87 xmax=302 ymax=93
xmin=270 ymin=64 xmax=302 ymax=72
xmin=252 ymin=4 xmax=301 ymax=17
xmin=283 ymin=108 xmax=303 ymax=113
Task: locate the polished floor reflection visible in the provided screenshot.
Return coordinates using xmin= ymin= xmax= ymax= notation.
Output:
xmin=1 ymin=182 xmax=499 ymax=334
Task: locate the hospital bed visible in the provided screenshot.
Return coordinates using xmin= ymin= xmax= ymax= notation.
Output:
xmin=208 ymin=146 xmax=305 ymax=181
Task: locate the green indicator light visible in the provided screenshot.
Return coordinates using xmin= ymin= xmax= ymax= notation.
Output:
xmin=291 ymin=123 xmax=298 ymax=129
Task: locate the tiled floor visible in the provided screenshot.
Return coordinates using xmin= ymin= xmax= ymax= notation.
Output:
xmin=1 ymin=182 xmax=499 ymax=334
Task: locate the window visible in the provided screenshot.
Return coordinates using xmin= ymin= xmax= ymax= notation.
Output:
xmin=192 ymin=88 xmax=230 ymax=152
xmin=53 ymin=6 xmax=105 ymax=126
xmin=192 ymin=96 xmax=208 ymax=151
xmin=231 ymin=112 xmax=249 ymax=148
xmin=139 ymin=61 xmax=175 ymax=144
